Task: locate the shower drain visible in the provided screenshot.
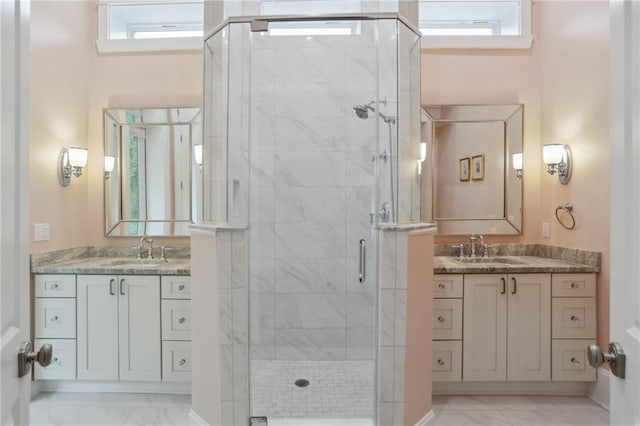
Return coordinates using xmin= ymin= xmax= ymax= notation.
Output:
xmin=294 ymin=378 xmax=310 ymax=388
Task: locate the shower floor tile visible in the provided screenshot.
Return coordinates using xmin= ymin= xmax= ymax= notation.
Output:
xmin=251 ymin=360 xmax=374 ymax=419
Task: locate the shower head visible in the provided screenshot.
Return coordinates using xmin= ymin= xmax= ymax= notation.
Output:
xmin=353 ymin=102 xmax=396 ymax=124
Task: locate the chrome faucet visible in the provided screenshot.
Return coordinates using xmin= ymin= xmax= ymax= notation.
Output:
xmin=137 ymin=237 xmax=154 ymax=260
xmin=469 ymin=234 xmax=483 ymax=258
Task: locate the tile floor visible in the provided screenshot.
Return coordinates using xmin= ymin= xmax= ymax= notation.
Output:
xmin=431 ymin=395 xmax=609 ymax=426
xmin=30 ymin=392 xmax=609 ymax=426
xmin=29 ymin=392 xmax=191 ymax=426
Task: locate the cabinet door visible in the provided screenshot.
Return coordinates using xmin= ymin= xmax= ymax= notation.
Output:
xmin=118 ymin=275 xmax=161 ymax=381
xmin=507 ymin=273 xmax=551 ymax=381
xmin=77 ymin=275 xmax=119 ymax=380
xmin=463 ymin=274 xmax=507 ymax=381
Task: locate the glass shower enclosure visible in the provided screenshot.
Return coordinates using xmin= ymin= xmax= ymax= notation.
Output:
xmin=203 ymin=13 xmax=422 ymax=425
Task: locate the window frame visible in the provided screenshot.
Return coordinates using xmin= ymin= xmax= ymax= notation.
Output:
xmin=420 ymin=0 xmax=533 ymax=50
xmin=96 ymin=0 xmax=203 ymax=54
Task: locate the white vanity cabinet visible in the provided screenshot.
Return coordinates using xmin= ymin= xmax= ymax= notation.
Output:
xmin=160 ymin=276 xmax=192 ymax=382
xmin=434 ymin=272 xmax=596 ymax=385
xmin=463 ymin=274 xmax=551 ymax=381
xmin=34 ymin=274 xmax=77 ymax=380
xmin=77 ymin=275 xmax=161 ymax=381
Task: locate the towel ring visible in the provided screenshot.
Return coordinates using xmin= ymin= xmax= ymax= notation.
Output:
xmin=555 ymin=203 xmax=576 ymax=230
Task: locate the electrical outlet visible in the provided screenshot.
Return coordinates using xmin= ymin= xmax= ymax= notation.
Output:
xmin=542 ymin=222 xmax=550 ymax=238
xmin=34 ymin=223 xmax=50 ymax=242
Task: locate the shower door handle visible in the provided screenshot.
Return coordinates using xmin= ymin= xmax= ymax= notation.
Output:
xmin=359 ymin=239 xmax=366 ymax=283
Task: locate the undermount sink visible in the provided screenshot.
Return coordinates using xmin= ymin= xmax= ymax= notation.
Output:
xmin=106 ymin=259 xmax=166 ymax=267
xmin=450 ymin=257 xmax=525 ymax=265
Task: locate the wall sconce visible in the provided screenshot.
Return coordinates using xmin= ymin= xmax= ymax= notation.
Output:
xmin=543 ymin=144 xmax=571 ymax=184
xmin=58 ymin=147 xmax=88 ymax=187
xmin=512 ymin=152 xmax=523 ymax=178
xmin=194 ymin=144 xmax=203 ymax=171
xmin=417 ymin=142 xmax=427 ymax=181
xmin=104 ymin=155 xmax=115 ymax=179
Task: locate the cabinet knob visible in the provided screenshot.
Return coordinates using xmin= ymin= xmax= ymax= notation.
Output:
xmin=570 ymin=282 xmax=578 ymax=288
xmin=179 ymin=359 xmax=187 ymax=366
xmin=570 ymin=315 xmax=580 ymax=321
xmin=178 ymin=317 xmax=186 ymax=324
xmin=178 ymin=284 xmax=185 ymax=291
xmin=50 ymin=283 xmax=59 ymax=289
xmin=52 ymin=357 xmax=59 ymax=364
xmin=50 ymin=316 xmax=59 ymax=322
xmin=570 ymin=357 xmax=580 ymax=364
xmin=438 ymin=283 xmax=445 ymax=290
xmin=437 ymin=359 xmax=445 ymax=366
xmin=437 ymin=316 xmax=445 ymax=323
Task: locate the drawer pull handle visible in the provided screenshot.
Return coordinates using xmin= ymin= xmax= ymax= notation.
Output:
xmin=179 ymin=359 xmax=187 ymax=366
xmin=437 ymin=316 xmax=445 ymax=323
xmin=109 ymin=279 xmax=116 ymax=296
xmin=570 ymin=315 xmax=580 ymax=321
xmin=511 ymin=277 xmax=517 ymax=294
xmin=438 ymin=283 xmax=445 ymax=290
xmin=437 ymin=359 xmax=445 ymax=366
xmin=120 ymin=279 xmax=125 ymax=296
xmin=500 ymin=277 xmax=506 ymax=295
xmin=571 ymin=282 xmax=578 ymax=288
xmin=178 ymin=284 xmax=185 ymax=291
xmin=50 ymin=316 xmax=59 ymax=322
xmin=178 ymin=317 xmax=186 ymax=324
xmin=570 ymin=357 xmax=580 ymax=364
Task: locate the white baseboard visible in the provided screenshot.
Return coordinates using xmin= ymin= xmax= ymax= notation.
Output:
xmin=415 ymin=410 xmax=435 ymax=425
xmin=588 ymin=367 xmax=610 ymax=411
xmin=433 ymin=381 xmax=591 ymax=395
xmin=189 ymin=409 xmax=209 ymax=426
xmin=37 ymin=380 xmax=191 ymax=394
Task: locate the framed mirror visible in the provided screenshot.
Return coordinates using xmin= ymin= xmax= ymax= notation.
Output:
xmin=104 ymin=107 xmax=203 ymax=237
xmin=422 ymin=104 xmax=523 ymax=235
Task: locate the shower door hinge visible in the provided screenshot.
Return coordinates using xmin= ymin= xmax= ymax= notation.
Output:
xmin=249 ymin=416 xmax=268 ymax=426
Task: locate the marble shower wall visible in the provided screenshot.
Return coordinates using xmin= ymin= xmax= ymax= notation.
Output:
xmin=247 ymin=21 xmax=391 ymax=361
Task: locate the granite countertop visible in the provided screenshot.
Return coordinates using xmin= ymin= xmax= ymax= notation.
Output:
xmin=434 ymin=255 xmax=600 ymax=274
xmin=31 ymin=246 xmax=191 ymax=276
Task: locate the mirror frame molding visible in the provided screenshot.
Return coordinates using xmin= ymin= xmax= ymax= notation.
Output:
xmin=422 ymin=104 xmax=524 ymax=235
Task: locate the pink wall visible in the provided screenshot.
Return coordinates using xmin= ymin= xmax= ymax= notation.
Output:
xmin=422 ymin=1 xmax=610 ymax=350
xmin=29 ymin=1 xmax=202 ymax=253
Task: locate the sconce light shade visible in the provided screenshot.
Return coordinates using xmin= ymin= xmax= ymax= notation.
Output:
xmin=59 ymin=147 xmax=88 ymax=187
xmin=543 ymin=144 xmax=564 ymax=165
xmin=104 ymin=155 xmax=115 ymax=179
xmin=420 ymin=142 xmax=427 ymax=162
xmin=542 ymin=143 xmax=571 ymax=184
xmin=194 ymin=144 xmax=203 ymax=166
xmin=512 ymin=152 xmax=523 ymax=178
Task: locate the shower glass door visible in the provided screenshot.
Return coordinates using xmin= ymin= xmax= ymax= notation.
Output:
xmin=238 ymin=17 xmax=399 ymax=424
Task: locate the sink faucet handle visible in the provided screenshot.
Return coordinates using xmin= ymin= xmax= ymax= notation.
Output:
xmin=450 ymin=244 xmax=465 ymax=258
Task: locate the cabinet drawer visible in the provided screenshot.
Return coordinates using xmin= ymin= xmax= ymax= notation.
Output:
xmin=433 ymin=299 xmax=462 ymax=340
xmin=552 ymin=339 xmax=596 ymax=382
xmin=432 ymin=340 xmax=462 ymax=382
xmin=35 ymin=298 xmax=76 ymax=338
xmin=35 ymin=275 xmax=75 ymax=298
xmin=161 ymin=276 xmax=191 ymax=299
xmin=34 ymin=339 xmax=76 ymax=380
xmin=161 ymin=300 xmax=191 ymax=340
xmin=434 ymin=274 xmax=463 ymax=298
xmin=162 ymin=341 xmax=191 ymax=382
xmin=552 ymin=274 xmax=596 ymax=298
xmin=552 ymin=298 xmax=596 ymax=339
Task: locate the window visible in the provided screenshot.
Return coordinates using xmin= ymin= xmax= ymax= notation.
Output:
xmin=419 ymin=0 xmax=532 ymax=49
xmin=96 ymin=0 xmax=204 ymax=53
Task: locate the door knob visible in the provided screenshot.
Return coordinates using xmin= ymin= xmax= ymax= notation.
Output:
xmin=18 ymin=341 xmax=53 ymax=378
xmin=587 ymin=342 xmax=626 ymax=379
